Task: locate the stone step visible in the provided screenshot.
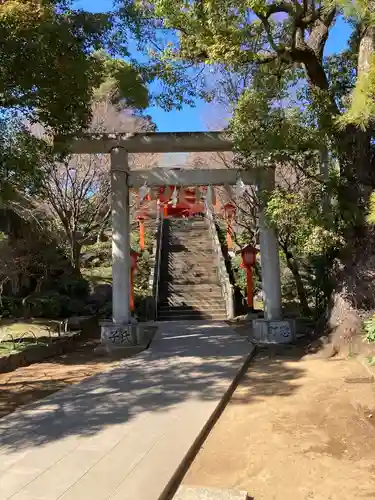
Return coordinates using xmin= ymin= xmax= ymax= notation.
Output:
xmin=165 ymin=266 xmax=216 ymax=272
xmin=166 ymin=262 xmax=217 ymax=268
xmin=158 ymin=312 xmax=228 ymax=321
xmin=159 ymin=293 xmax=225 ymax=303
xmin=163 ymin=274 xmax=219 ymax=281
xmin=166 ymin=268 xmax=218 ymax=276
xmin=160 ymin=290 xmax=224 ymax=306
xmin=169 ymin=220 xmax=208 ymax=225
xmin=167 ymin=246 xmax=211 ymax=252
xmin=169 ymin=231 xmax=209 ymax=237
xmin=169 ymin=234 xmax=209 ymax=239
xmin=161 ymin=263 xmax=219 ymax=270
xmin=158 ymin=301 xmax=225 ymax=312
xmin=166 ymin=270 xmax=217 ymax=276
xmin=165 ymin=276 xmax=219 ymax=283
xmin=169 ymin=221 xmax=207 ymax=227
xmin=169 ymin=235 xmax=209 ymax=238
xmin=159 ymin=303 xmax=226 ymax=311
xmin=168 ymin=239 xmax=210 ymax=244
xmin=163 ymin=279 xmax=221 ymax=285
xmin=159 ymin=298 xmax=225 ymax=306
xmin=163 ymin=283 xmax=224 ymax=291
xmin=167 ymin=232 xmax=211 ymax=238
xmin=169 ymin=229 xmax=208 ymax=232
xmin=164 ymin=254 xmax=215 ymax=263
xmin=168 ymin=255 xmax=217 ymax=269
xmin=167 ymin=260 xmax=216 ymax=264
xmin=160 ymin=271 xmax=219 ymax=278
xmin=167 ymin=249 xmax=214 ymax=256
xmin=167 ymin=247 xmax=213 ymax=252
xmin=167 ymin=243 xmax=213 ymax=251
xmin=162 ymin=298 xmax=225 ymax=306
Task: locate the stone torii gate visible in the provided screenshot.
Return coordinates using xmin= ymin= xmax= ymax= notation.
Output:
xmin=57 ymin=132 xmax=283 ymax=337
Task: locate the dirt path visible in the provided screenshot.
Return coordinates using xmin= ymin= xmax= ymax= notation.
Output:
xmin=183 ymin=347 xmax=375 ymax=500
xmin=0 ymin=340 xmax=122 ymax=418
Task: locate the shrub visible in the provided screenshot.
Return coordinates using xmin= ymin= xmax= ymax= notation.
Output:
xmin=0 ymin=297 xmax=23 ymax=318
xmin=81 ymin=241 xmax=111 ymax=268
xmin=27 ymin=293 xmax=62 ymax=318
xmin=55 ymin=277 xmax=90 ymax=298
xmin=24 ymin=292 xmax=87 ymax=319
xmin=364 ymin=316 xmax=375 ymax=343
xmin=59 ymin=296 xmax=86 ymax=317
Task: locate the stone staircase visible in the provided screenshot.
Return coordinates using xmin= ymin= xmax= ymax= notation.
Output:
xmin=157 ymin=217 xmax=228 ymax=321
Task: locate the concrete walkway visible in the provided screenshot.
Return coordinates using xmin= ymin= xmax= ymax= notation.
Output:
xmin=0 ymin=321 xmax=252 ymax=500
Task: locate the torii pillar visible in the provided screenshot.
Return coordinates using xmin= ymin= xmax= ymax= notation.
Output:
xmin=258 ymin=168 xmax=282 ymax=320
xmin=110 ymin=147 xmax=131 ymax=325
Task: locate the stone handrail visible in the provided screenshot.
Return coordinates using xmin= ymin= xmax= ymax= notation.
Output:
xmin=147 ymin=202 xmax=164 ymax=320
xmin=204 ymin=199 xmax=234 ymax=320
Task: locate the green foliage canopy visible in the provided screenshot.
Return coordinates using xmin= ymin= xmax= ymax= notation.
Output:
xmin=0 ymin=117 xmax=49 ymax=199
xmin=0 ymin=0 xmax=149 ymax=133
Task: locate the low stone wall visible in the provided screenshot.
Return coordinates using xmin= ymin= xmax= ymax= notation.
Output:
xmin=0 ymin=332 xmax=82 ymax=374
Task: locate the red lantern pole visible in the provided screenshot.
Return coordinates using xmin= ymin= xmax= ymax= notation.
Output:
xmin=139 ymin=218 xmax=145 ymax=251
xmin=159 ymin=187 xmax=169 ymax=218
xmin=130 ymin=268 xmax=135 ymax=312
xmin=130 ymin=250 xmax=139 ymax=314
xmin=227 ymin=216 xmax=233 ymax=250
xmin=224 ymin=203 xmax=236 ymax=251
xmin=246 ymin=266 xmax=254 ymax=309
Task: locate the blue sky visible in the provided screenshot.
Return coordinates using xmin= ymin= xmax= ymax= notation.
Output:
xmin=75 ymin=0 xmax=353 ymax=132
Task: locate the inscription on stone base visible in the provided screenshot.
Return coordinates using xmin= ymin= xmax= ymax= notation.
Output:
xmin=252 ymin=319 xmax=295 ymax=344
xmin=101 ymin=322 xmax=138 ymax=347
xmin=100 ymin=321 xmax=155 ymax=348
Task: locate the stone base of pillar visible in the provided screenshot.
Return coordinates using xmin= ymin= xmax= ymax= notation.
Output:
xmin=252 ymin=318 xmax=296 ymax=344
xmin=100 ymin=320 xmax=157 ymax=351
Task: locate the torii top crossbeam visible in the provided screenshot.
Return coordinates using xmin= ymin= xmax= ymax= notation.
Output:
xmin=55 ymin=131 xmax=233 ymax=155
xmin=54 ymin=131 xmax=271 ymax=187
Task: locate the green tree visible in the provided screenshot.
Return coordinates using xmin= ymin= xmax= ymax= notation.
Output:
xmin=0 ymin=0 xmax=148 ymax=133
xmin=120 ymin=0 xmax=375 ymax=208
xmin=0 ymin=0 xmax=152 ymax=211
xmin=116 ymin=0 xmax=375 ymax=332
xmin=0 ymin=117 xmax=48 ymax=200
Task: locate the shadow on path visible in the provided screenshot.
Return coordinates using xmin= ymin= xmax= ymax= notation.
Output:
xmin=0 ymin=322 xmax=306 ymax=453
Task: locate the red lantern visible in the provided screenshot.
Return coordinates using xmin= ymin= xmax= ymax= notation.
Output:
xmin=241 ymin=244 xmax=258 ymax=268
xmin=159 ymin=186 xmax=168 ymax=203
xmin=223 ymin=202 xmax=236 ymax=219
xmin=240 ymin=244 xmax=259 ymax=311
xmin=184 ymin=187 xmax=196 ymax=204
xmin=130 ymin=249 xmax=139 ymax=270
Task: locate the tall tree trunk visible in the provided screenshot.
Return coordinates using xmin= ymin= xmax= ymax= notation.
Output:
xmin=286 ymin=257 xmax=311 ymax=317
xmin=96 ymin=210 xmax=110 ymax=243
xmin=338 ymin=20 xmax=375 ymax=216
xmin=70 ymin=239 xmax=82 ymax=275
xmin=338 ymin=22 xmax=375 ymax=208
xmin=325 ymin=19 xmax=375 ymax=344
